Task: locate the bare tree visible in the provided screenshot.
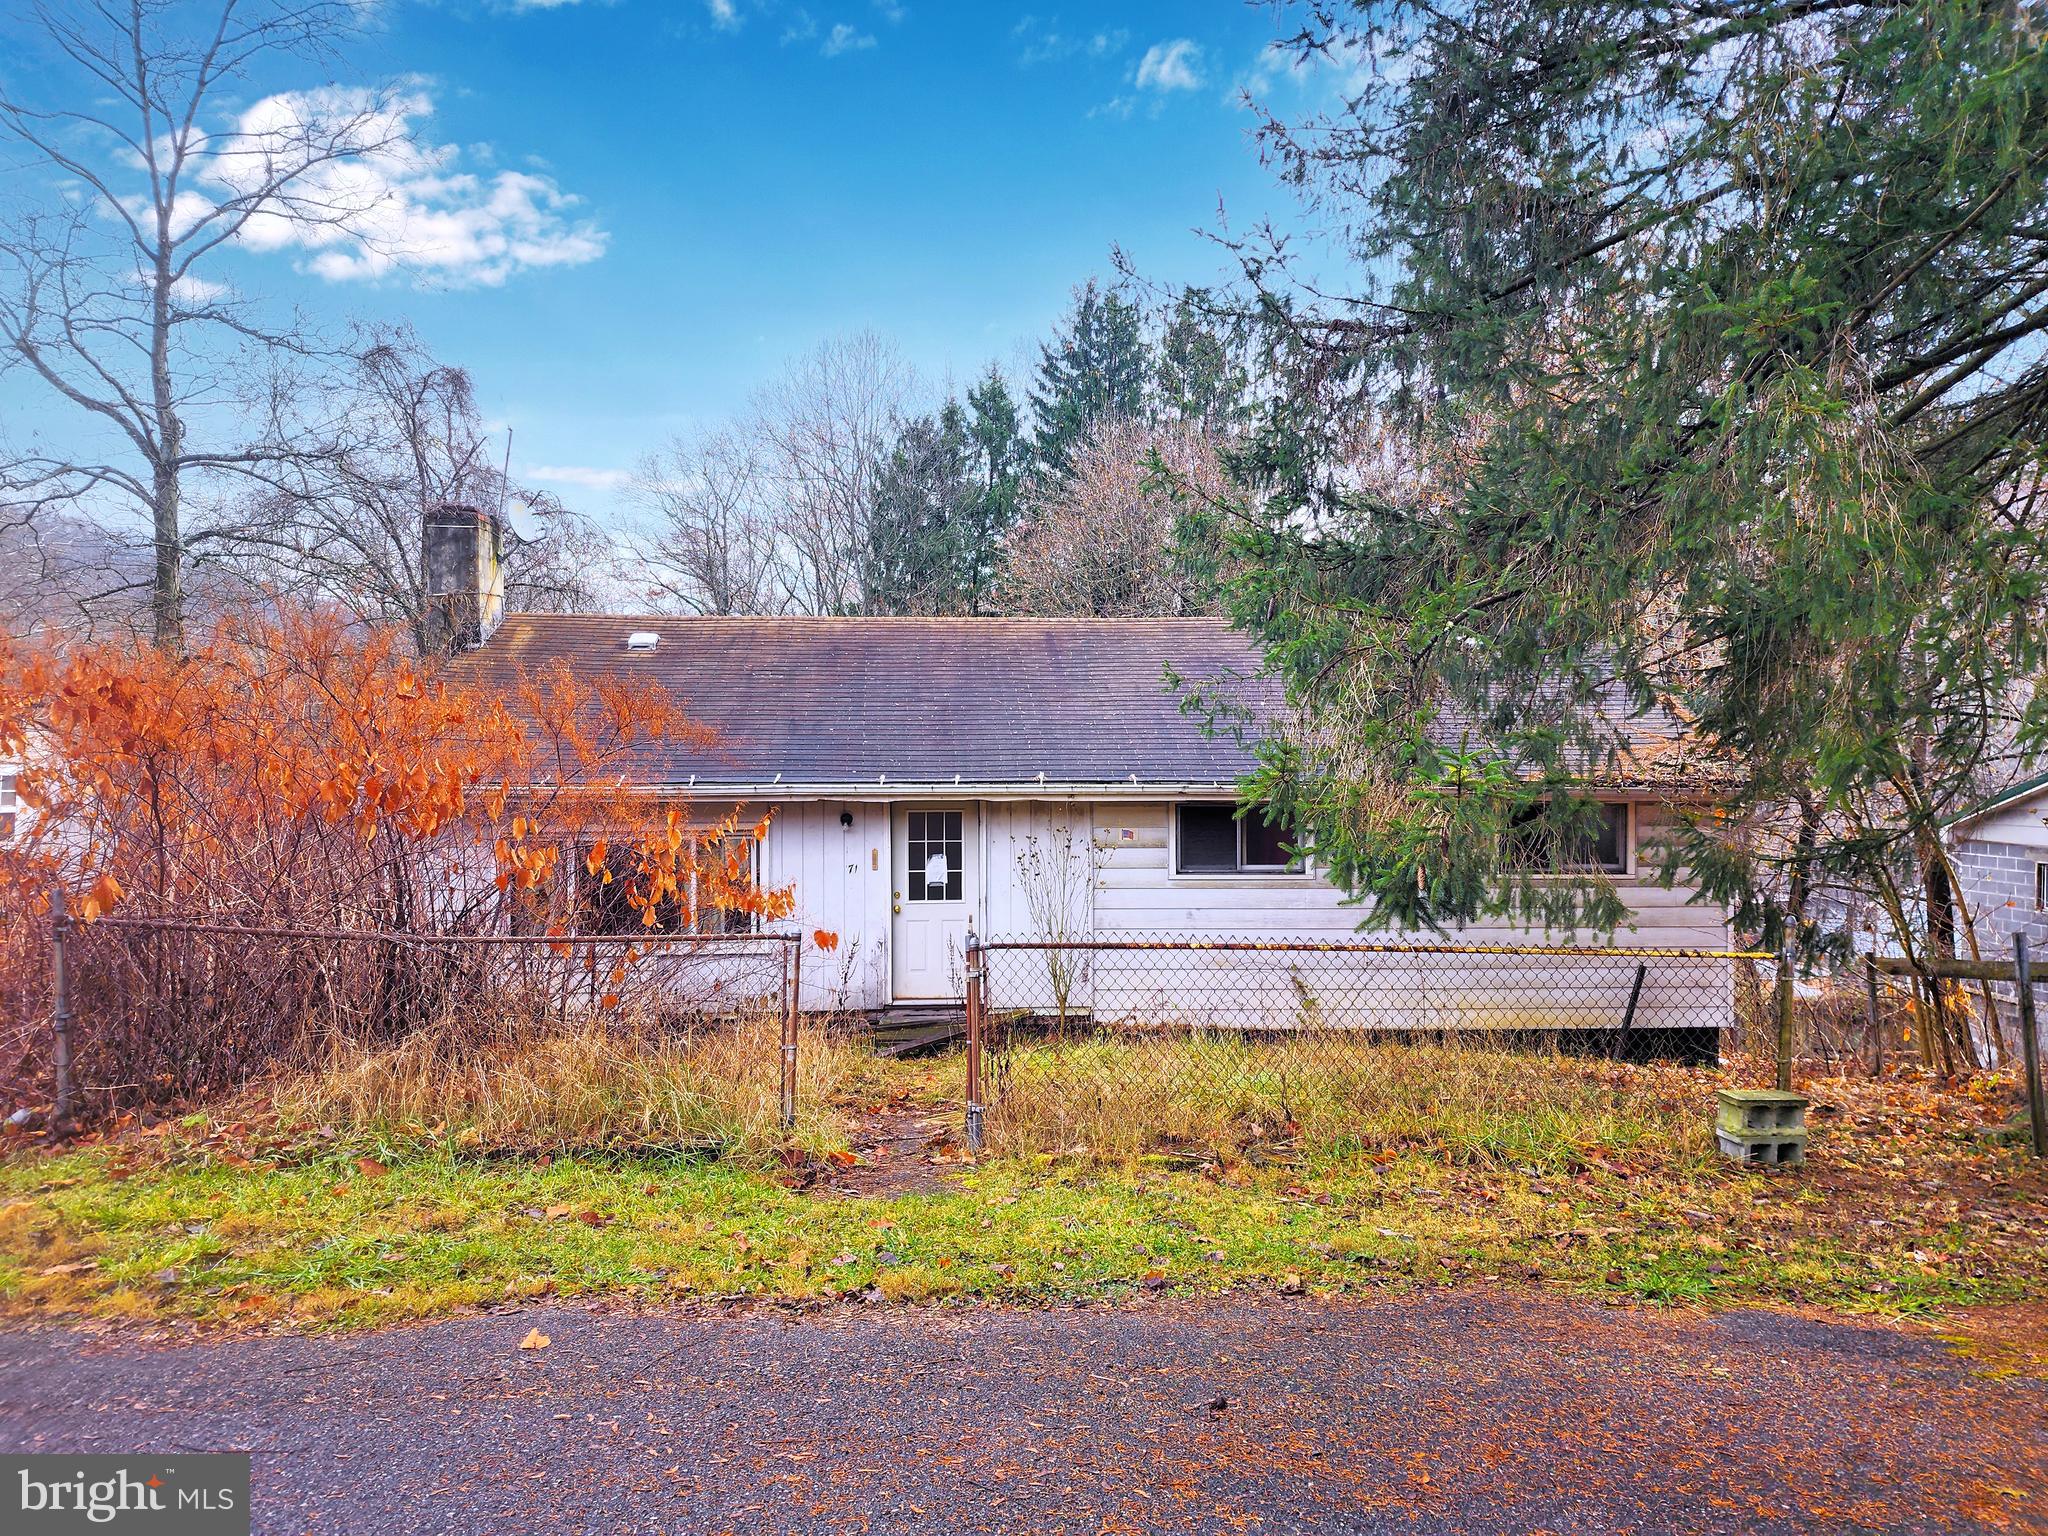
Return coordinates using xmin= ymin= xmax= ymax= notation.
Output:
xmin=627 ymin=331 xmax=919 ymax=615
xmin=625 ymin=426 xmax=784 ymax=616
xmin=1011 ymin=817 xmax=1098 ymax=1032
xmin=752 ymin=331 xmax=915 ymax=615
xmin=996 ymin=417 xmax=1224 ymax=617
xmin=0 ymin=499 xmax=146 ymax=638
xmin=0 ymin=0 xmax=411 ymax=649
xmin=231 ymin=328 xmax=607 ymax=650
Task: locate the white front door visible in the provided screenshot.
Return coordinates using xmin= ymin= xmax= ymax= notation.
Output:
xmin=891 ymin=805 xmax=976 ymax=1000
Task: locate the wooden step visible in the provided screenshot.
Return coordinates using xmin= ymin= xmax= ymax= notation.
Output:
xmin=869 ymin=1006 xmax=966 ymax=1057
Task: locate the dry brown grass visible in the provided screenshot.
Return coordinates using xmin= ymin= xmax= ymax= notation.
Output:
xmin=271 ymin=1006 xmax=882 ymax=1163
xmin=984 ymin=1034 xmax=1714 ymax=1171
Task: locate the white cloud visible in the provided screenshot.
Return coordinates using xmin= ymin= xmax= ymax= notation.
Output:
xmin=1013 ymin=16 xmax=1127 ymax=67
xmin=208 ymin=87 xmax=606 ymax=288
xmin=821 ymin=22 xmax=875 ymax=55
xmin=872 ymin=0 xmax=906 ymax=21
xmin=528 ymin=464 xmax=630 ymax=490
xmin=1135 ymin=38 xmax=1204 ymax=92
xmin=128 ymin=267 xmax=233 ymax=307
xmin=706 ymin=0 xmax=739 ymax=27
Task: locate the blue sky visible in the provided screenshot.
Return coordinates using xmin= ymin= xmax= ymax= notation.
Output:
xmin=2 ymin=1 xmax=1336 ymax=524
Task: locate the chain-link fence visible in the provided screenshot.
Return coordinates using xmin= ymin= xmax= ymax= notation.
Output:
xmin=961 ymin=934 xmax=1761 ymax=1152
xmin=31 ymin=907 xmax=801 ymax=1124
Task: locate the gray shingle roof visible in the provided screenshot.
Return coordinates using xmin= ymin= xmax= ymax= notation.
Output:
xmin=460 ymin=614 xmax=1713 ymax=792
xmin=459 ymin=615 xmax=1274 ymax=788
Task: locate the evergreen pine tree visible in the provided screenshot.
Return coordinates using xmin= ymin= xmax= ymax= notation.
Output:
xmin=866 ymin=403 xmax=977 ymax=615
xmin=960 ymin=367 xmax=1026 ymax=614
xmin=1029 ymin=280 xmax=1150 ymax=475
xmin=1157 ymin=293 xmax=1249 ymax=431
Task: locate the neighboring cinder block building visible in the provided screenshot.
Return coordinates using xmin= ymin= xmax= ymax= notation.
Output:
xmin=1948 ymin=774 xmax=2048 ymax=958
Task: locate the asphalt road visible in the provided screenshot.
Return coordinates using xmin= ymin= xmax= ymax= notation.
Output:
xmin=2 ymin=1291 xmax=2042 ymax=1535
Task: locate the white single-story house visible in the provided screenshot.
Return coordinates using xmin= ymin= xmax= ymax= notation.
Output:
xmin=430 ymin=505 xmax=1733 ymax=1031
xmin=454 ymin=622 xmax=1728 ymax=1023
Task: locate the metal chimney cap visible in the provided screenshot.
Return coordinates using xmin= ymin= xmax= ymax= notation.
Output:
xmin=625 ymin=631 xmax=660 ymax=652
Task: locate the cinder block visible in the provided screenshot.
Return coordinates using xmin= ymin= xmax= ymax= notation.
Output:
xmin=1715 ymin=1129 xmax=1807 ymax=1168
xmin=1716 ymin=1088 xmax=1809 ymax=1135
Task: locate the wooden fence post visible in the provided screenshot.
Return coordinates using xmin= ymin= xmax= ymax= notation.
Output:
xmin=964 ymin=929 xmax=984 ymax=1152
xmin=1776 ymin=944 xmax=1796 ymax=1093
xmin=2014 ymin=933 xmax=2046 ymax=1159
xmin=50 ymin=887 xmax=75 ymax=1126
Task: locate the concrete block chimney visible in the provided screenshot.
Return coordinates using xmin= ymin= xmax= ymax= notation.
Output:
xmin=422 ymin=504 xmax=505 ymax=654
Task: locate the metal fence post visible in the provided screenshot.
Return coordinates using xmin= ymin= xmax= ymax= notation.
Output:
xmin=779 ymin=937 xmax=800 ymax=1132
xmin=1775 ymin=943 xmax=1796 ymax=1092
xmin=1616 ymin=961 xmax=1647 ymax=1061
xmin=964 ymin=928 xmax=984 ymax=1152
xmin=2014 ymin=933 xmax=2046 ymax=1158
xmin=50 ymin=887 xmax=75 ymax=1125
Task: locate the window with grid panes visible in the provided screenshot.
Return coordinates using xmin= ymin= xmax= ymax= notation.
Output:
xmin=905 ymin=810 xmax=964 ymax=901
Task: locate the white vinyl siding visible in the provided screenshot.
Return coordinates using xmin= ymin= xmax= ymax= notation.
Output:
xmin=1093 ymin=801 xmax=1727 ymax=948
xmin=747 ymin=795 xmax=1731 ymax=1015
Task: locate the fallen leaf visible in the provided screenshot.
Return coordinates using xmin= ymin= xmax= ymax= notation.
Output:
xmin=519 ymin=1328 xmax=552 ymax=1351
xmin=355 ymin=1156 xmax=388 ymax=1179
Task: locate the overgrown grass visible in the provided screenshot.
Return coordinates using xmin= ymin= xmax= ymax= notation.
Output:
xmin=269 ymin=1009 xmax=887 ymax=1164
xmin=0 ymin=1035 xmax=2041 ymax=1331
xmin=986 ymin=1035 xmax=1710 ymax=1173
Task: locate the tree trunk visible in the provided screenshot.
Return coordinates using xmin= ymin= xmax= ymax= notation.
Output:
xmin=1907 ymin=747 xmax=1975 ymax=1073
xmin=149 ymin=245 xmax=184 ymax=652
xmin=151 ymin=445 xmax=183 ymax=651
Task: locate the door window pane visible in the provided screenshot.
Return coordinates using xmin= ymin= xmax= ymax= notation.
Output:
xmin=906 ymin=810 xmax=963 ymax=902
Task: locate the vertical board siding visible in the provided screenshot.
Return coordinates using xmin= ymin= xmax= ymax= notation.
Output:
xmin=980 ymin=800 xmax=1095 ymax=1012
xmin=759 ymin=800 xmax=890 ymax=1011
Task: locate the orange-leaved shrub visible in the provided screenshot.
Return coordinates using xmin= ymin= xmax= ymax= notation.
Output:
xmin=0 ymin=605 xmax=793 ymax=1113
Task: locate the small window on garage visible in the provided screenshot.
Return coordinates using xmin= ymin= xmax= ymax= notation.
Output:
xmin=2035 ymin=863 xmax=2047 ymax=911
xmin=1175 ymin=804 xmax=1302 ymax=875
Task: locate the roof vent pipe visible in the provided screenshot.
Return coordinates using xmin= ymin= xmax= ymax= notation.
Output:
xmin=626 ymin=631 xmax=660 ymax=652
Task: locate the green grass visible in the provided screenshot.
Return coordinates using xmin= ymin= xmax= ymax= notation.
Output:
xmin=0 ymin=1137 xmax=2037 ymax=1330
